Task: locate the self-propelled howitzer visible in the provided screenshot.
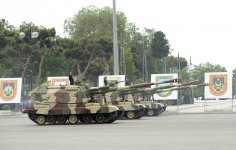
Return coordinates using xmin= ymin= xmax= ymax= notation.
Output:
xmin=90 ymin=78 xmax=180 ymax=119
xmin=121 ymin=81 xmax=208 ymax=116
xmin=23 ymin=82 xmax=120 ymax=125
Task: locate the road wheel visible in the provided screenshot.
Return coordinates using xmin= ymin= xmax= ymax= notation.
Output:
xmin=147 ymin=109 xmax=155 ymax=116
xmin=126 ymin=111 xmax=135 ymax=119
xmin=82 ymin=115 xmax=92 ymax=124
xmin=95 ymin=114 xmax=105 ymax=124
xmin=57 ymin=115 xmax=67 ymax=124
xmin=46 ymin=115 xmax=56 ymax=124
xmin=68 ymin=115 xmax=78 ymax=124
xmin=35 ymin=115 xmax=46 ymax=125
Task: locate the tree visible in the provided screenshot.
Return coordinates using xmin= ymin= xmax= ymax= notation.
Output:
xmin=63 ymin=38 xmax=102 ymax=79
xmin=65 ymin=6 xmax=126 ymax=40
xmin=125 ymin=24 xmax=156 ymax=79
xmin=34 ymin=27 xmax=56 ymax=86
xmin=98 ymin=37 xmax=113 ymax=75
xmin=18 ymin=22 xmax=57 ymax=86
xmin=64 ymin=6 xmax=127 ymax=76
xmin=0 ymin=19 xmax=18 ymax=77
xmin=0 ymin=19 xmax=8 ymax=49
xmin=163 ymin=56 xmax=188 ymax=73
xmin=125 ymin=23 xmax=144 ymax=78
xmin=0 ymin=64 xmax=12 ymax=77
xmin=123 ymin=47 xmax=136 ymax=82
xmin=150 ymin=31 xmax=170 ymax=73
xmin=18 ymin=22 xmax=40 ymax=80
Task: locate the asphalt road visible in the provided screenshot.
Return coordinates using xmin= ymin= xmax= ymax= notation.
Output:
xmin=1 ymin=113 xmax=236 ymax=150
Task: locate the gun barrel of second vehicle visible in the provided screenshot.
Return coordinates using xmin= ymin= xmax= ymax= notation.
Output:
xmin=90 ymin=78 xmax=181 ymax=95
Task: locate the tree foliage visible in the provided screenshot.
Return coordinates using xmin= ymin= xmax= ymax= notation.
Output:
xmin=123 ymin=47 xmax=136 ymax=82
xmin=64 ymin=38 xmax=103 ymax=78
xmin=150 ymin=31 xmax=170 ymax=73
xmin=125 ymin=23 xmax=144 ymax=78
xmin=64 ymin=6 xmax=127 ymax=79
xmin=0 ymin=19 xmax=19 ymax=77
xmin=151 ymin=31 xmax=170 ymax=58
xmin=64 ymin=6 xmax=126 ymax=40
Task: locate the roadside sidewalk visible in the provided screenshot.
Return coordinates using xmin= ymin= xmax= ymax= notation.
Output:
xmin=165 ymin=99 xmax=236 ymax=114
xmin=0 ymin=110 xmax=23 ymax=116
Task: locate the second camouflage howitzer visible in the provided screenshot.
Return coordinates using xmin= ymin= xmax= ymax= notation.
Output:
xmin=89 ymin=78 xmax=180 ymax=119
xmin=116 ymin=82 xmax=185 ymax=116
xmin=120 ymin=82 xmax=208 ymax=116
xmin=104 ymin=79 xmax=180 ymax=119
xmin=89 ymin=79 xmax=178 ymax=119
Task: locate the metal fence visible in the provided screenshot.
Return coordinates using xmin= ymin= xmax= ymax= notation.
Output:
xmin=166 ymin=99 xmax=235 ymax=113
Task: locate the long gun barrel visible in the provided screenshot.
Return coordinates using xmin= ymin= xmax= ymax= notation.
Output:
xmin=90 ymin=78 xmax=181 ymax=95
xmin=149 ymin=83 xmax=209 ymax=95
xmin=121 ymin=82 xmax=208 ymax=96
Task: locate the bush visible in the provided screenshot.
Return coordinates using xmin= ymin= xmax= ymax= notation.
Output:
xmin=1 ymin=104 xmax=11 ymax=110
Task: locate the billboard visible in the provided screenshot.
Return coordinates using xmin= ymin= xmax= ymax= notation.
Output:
xmin=98 ymin=75 xmax=125 ymax=87
xmin=0 ymin=78 xmax=22 ymax=104
xmin=151 ymin=74 xmax=178 ymax=100
xmin=47 ymin=76 xmax=70 ymax=86
xmin=205 ymin=72 xmax=232 ymax=99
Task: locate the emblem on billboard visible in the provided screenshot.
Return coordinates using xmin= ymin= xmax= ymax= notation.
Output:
xmin=156 ymin=76 xmax=173 ymax=97
xmin=106 ymin=77 xmax=122 ymax=87
xmin=209 ymin=74 xmax=227 ymax=96
xmin=0 ymin=80 xmax=17 ymax=101
xmin=52 ymin=79 xmax=69 ymax=86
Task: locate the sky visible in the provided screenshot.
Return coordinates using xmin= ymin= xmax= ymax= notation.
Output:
xmin=0 ymin=0 xmax=236 ymax=72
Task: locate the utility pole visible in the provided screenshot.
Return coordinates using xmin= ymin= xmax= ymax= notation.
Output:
xmin=142 ymin=39 xmax=148 ymax=82
xmin=113 ymin=0 xmax=119 ymax=75
xmin=189 ymin=56 xmax=194 ymax=104
xmin=144 ymin=52 xmax=148 ymax=82
xmin=177 ymin=52 xmax=181 ymax=110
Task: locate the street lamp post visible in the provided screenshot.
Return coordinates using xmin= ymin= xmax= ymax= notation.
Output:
xmin=113 ymin=0 xmax=119 ymax=75
xmin=19 ymin=28 xmax=38 ymax=111
xmin=189 ymin=57 xmax=194 ymax=104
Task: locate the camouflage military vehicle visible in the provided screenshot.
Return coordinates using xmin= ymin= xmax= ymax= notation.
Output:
xmin=91 ymin=88 xmax=146 ymax=119
xmin=133 ymin=94 xmax=167 ymax=116
xmin=107 ymin=91 xmax=146 ymax=119
xmin=90 ymin=78 xmax=180 ymax=119
xmin=23 ymin=82 xmax=120 ymax=125
xmin=120 ymin=87 xmax=168 ymax=117
xmin=121 ymin=81 xmax=208 ymax=117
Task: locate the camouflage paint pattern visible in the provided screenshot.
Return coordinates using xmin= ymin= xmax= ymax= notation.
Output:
xmin=100 ymin=91 xmax=147 ymax=119
xmin=23 ymin=83 xmax=119 ymax=125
